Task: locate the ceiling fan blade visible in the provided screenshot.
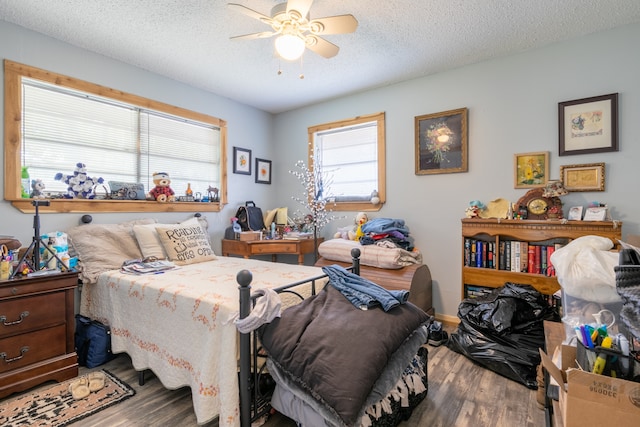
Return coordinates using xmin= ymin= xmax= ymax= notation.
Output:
xmin=306 ymin=36 xmax=339 ymax=58
xmin=230 ymin=31 xmax=276 ymax=41
xmin=309 ymin=15 xmax=358 ymax=35
xmin=227 ymin=3 xmax=272 ymax=23
xmin=286 ymin=0 xmax=314 ymax=18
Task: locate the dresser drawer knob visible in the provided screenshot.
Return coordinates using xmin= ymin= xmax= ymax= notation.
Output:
xmin=0 ymin=346 xmax=29 ymax=363
xmin=0 ymin=311 xmax=29 ymax=326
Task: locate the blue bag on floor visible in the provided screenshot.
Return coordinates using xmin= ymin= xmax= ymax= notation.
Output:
xmin=74 ymin=314 xmax=115 ymax=368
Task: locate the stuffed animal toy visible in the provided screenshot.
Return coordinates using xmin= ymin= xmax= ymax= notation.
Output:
xmin=30 ymin=179 xmax=46 ymax=198
xmin=465 ymin=200 xmax=485 ymax=218
xmin=334 ymin=225 xmax=353 ymax=240
xmin=54 ymin=163 xmax=104 ymax=199
xmin=348 ymin=212 xmax=369 ymax=241
xmin=147 ymin=172 xmax=176 ymax=202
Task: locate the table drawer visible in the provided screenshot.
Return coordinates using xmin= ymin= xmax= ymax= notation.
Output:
xmin=0 ymin=325 xmax=66 ymax=373
xmin=0 ymin=292 xmax=66 ymax=338
xmin=252 ymin=242 xmax=298 ymax=254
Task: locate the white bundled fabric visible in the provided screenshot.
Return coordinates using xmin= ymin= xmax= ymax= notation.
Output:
xmin=550 ymin=235 xmax=621 ymax=304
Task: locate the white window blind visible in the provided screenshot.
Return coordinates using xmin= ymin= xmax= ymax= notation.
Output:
xmin=22 ymin=78 xmax=220 ymax=197
xmin=314 ymin=121 xmax=378 ymax=201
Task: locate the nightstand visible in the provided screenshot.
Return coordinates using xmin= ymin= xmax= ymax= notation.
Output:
xmin=221 ymin=238 xmax=324 ymax=265
xmin=0 ymin=271 xmax=79 ymax=397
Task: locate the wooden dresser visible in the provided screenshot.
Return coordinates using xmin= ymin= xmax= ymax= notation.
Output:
xmin=0 ymin=271 xmax=78 ymax=398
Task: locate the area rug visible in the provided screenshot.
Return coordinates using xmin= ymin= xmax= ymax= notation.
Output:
xmin=0 ymin=370 xmax=135 ymax=427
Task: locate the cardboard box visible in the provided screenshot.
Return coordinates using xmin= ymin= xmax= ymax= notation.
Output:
xmin=540 ymin=345 xmax=640 ymax=427
xmin=239 ymin=231 xmax=261 ymax=241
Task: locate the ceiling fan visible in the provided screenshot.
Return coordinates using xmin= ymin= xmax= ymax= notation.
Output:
xmin=228 ymin=0 xmax=358 ymax=61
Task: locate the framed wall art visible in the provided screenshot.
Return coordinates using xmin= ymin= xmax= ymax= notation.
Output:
xmin=559 ymin=162 xmax=605 ymax=192
xmin=415 ymin=107 xmax=468 ymax=175
xmin=558 ymin=93 xmax=618 ymax=156
xmin=233 ymin=146 xmax=251 ymax=175
xmin=514 ymin=151 xmax=549 ymax=188
xmin=255 ymin=158 xmax=271 ymax=184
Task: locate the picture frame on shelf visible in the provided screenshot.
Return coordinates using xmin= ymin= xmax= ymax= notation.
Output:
xmin=559 ymin=162 xmax=605 ymax=192
xmin=233 ymin=147 xmax=252 ymax=175
xmin=583 ymin=206 xmax=609 ymax=221
xmin=514 ymin=151 xmax=549 ymax=188
xmin=414 ymin=107 xmax=468 ymax=175
xmin=558 ymin=93 xmax=618 ymax=156
xmin=255 ymin=158 xmax=272 ymax=184
xmin=568 ymin=206 xmax=583 ymax=221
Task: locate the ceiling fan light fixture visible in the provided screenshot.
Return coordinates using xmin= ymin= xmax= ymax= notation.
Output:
xmin=275 ymin=33 xmax=305 ymax=60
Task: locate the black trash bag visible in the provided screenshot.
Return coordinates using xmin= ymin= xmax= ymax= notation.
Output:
xmin=447 ymin=283 xmax=551 ymax=389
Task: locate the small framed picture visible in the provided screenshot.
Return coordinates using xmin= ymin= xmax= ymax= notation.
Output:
xmin=255 ymin=158 xmax=271 ymax=184
xmin=583 ymin=206 xmax=608 ymax=221
xmin=514 ymin=151 xmax=549 ymax=188
xmin=233 ymin=147 xmax=251 ymax=175
xmin=568 ymin=206 xmax=583 ymax=221
xmin=559 ymin=93 xmax=618 ymax=156
xmin=559 ymin=162 xmax=605 ymax=192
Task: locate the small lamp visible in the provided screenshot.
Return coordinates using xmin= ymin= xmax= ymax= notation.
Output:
xmin=543 ymin=180 xmax=568 ymax=219
xmin=543 ymin=180 xmax=568 ymax=198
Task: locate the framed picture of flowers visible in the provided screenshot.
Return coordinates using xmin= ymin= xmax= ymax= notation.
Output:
xmin=514 ymin=151 xmax=549 ymax=188
xmin=233 ymin=146 xmax=251 ymax=175
xmin=255 ymin=158 xmax=272 ymax=184
xmin=415 ymin=108 xmax=468 ymax=175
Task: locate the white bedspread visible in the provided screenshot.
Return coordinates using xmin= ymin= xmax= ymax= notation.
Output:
xmin=80 ymin=256 xmax=324 ymax=426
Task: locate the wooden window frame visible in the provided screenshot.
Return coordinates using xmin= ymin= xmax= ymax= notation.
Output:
xmin=4 ymin=60 xmax=227 ymax=214
xmin=308 ymin=112 xmax=386 ymax=212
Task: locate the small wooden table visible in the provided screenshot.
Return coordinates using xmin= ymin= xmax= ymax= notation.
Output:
xmin=221 ymin=238 xmax=323 ymax=265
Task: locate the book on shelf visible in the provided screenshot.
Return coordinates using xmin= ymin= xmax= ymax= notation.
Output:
xmin=520 ymin=242 xmax=528 ymax=273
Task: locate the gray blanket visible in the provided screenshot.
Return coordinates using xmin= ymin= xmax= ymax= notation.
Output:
xmin=259 ymin=284 xmax=431 ymax=426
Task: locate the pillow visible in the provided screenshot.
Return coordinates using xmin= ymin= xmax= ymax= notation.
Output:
xmin=133 ymin=217 xmax=210 ymax=260
xmin=133 ymin=222 xmax=169 ymax=260
xmin=155 ymin=217 xmax=216 ymax=265
xmin=67 ymin=218 xmax=157 ymax=284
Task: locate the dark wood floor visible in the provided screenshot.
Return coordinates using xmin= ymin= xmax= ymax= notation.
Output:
xmin=12 ymin=327 xmax=546 ymax=427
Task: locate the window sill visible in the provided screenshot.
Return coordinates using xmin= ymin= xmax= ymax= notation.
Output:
xmin=327 ymin=201 xmax=384 ymax=212
xmin=9 ymin=199 xmax=223 ymax=214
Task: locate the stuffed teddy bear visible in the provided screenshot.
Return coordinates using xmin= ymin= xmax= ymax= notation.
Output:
xmin=147 ymin=172 xmax=176 ymax=202
xmin=54 ymin=162 xmax=104 ymax=199
xmin=30 ymin=179 xmax=46 ymax=198
xmin=334 ymin=225 xmax=353 ymax=240
xmin=348 ymin=212 xmax=369 ymax=241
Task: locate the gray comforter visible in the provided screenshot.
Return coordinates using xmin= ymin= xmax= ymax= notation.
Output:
xmin=259 ymin=284 xmax=431 ymax=426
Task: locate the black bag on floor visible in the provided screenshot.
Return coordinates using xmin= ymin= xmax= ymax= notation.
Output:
xmin=235 ymin=201 xmax=266 ymax=231
xmin=74 ymin=314 xmax=115 ymax=368
xmin=447 ymin=283 xmax=550 ymax=389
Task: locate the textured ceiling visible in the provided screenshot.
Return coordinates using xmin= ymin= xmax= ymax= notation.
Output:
xmin=2 ymin=0 xmax=640 ymax=113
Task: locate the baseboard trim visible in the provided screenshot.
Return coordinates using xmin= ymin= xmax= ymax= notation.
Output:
xmin=434 ymin=313 xmax=459 ymax=327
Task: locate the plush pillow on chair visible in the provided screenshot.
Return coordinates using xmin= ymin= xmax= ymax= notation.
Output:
xmin=155 ymin=217 xmax=216 ymax=265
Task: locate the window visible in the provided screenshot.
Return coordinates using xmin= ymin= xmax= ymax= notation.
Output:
xmin=4 ymin=60 xmax=227 ymax=213
xmin=308 ymin=112 xmax=385 ymax=211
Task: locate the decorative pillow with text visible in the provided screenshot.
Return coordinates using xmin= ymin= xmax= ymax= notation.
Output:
xmin=155 ymin=217 xmax=216 ymax=265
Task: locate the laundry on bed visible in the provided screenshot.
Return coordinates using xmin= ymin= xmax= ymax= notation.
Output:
xmin=321 ymin=264 xmax=409 ymax=311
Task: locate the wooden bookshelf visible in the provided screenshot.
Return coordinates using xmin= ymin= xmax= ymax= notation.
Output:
xmin=461 ymin=218 xmax=622 ymax=298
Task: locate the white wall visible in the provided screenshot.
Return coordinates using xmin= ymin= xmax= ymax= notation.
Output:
xmin=272 ymin=23 xmax=640 ymax=319
xmin=0 ymin=21 xmax=275 ymax=254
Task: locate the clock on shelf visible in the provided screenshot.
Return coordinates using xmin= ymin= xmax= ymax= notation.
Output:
xmin=516 ymin=188 xmax=556 ymax=220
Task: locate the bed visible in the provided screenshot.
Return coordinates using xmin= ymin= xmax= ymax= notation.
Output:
xmin=68 ymin=217 xmax=431 ymax=427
